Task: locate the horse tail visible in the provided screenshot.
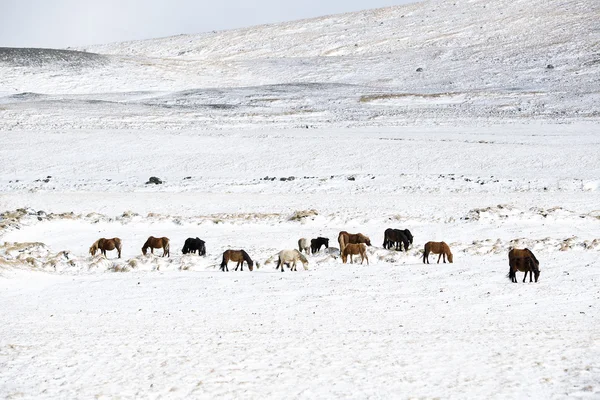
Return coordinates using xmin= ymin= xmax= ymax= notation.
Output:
xmin=338 ymin=232 xmax=347 ymax=253
xmin=221 ymin=251 xmax=229 ymax=270
xmin=164 ymin=238 xmax=170 ymax=257
xmin=507 ymin=259 xmax=514 ymax=280
xmin=298 ymin=239 xmax=303 ymax=252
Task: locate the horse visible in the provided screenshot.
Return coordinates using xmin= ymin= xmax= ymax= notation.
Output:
xmin=508 ymin=248 xmax=540 ymax=283
xmin=338 ymin=231 xmax=371 ymax=254
xmin=341 ymin=243 xmax=369 ymax=265
xmin=298 ymin=238 xmax=310 ymax=254
xmin=422 ymin=241 xmax=453 ymax=264
xmin=220 ymin=249 xmax=254 ymax=272
xmin=182 ymin=237 xmax=206 ymax=256
xmin=89 ymin=238 xmax=122 ymax=259
xmin=276 ymin=249 xmax=308 ymax=272
xmin=310 ymin=237 xmax=329 ymax=254
xmin=383 ymin=228 xmax=411 ymax=251
xmin=142 ymin=236 xmax=170 ymax=257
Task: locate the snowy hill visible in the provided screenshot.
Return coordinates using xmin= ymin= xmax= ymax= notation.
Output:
xmin=1 ymin=0 xmax=599 ymax=129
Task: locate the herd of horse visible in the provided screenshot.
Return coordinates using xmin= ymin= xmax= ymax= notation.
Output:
xmin=88 ymin=228 xmax=540 ymax=283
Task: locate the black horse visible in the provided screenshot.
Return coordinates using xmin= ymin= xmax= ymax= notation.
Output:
xmin=311 ymin=237 xmax=329 ymax=254
xmin=182 ymin=237 xmax=206 ymax=256
xmin=383 ymin=228 xmax=412 ymax=251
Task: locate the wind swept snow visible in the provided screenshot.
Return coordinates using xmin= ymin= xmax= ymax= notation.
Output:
xmin=1 ymin=0 xmax=600 ymax=398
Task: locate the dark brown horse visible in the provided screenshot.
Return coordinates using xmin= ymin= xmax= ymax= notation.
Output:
xmin=383 ymin=228 xmax=411 ymax=251
xmin=508 ymin=248 xmax=540 ymax=283
xmin=142 ymin=236 xmax=170 ymax=257
xmin=220 ymin=249 xmax=254 ymax=272
xmin=89 ymin=238 xmax=122 ymax=259
xmin=310 ymin=237 xmax=329 ymax=254
xmin=422 ymin=241 xmax=453 ymax=264
xmin=338 ymin=231 xmax=371 ymax=253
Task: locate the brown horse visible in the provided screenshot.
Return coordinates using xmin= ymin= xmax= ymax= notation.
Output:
xmin=220 ymin=249 xmax=254 ymax=272
xmin=338 ymin=231 xmax=371 ymax=254
xmin=89 ymin=238 xmax=122 ymax=259
xmin=341 ymin=243 xmax=369 ymax=265
xmin=508 ymin=248 xmax=540 ymax=283
xmin=422 ymin=241 xmax=453 ymax=264
xmin=142 ymin=236 xmax=170 ymax=257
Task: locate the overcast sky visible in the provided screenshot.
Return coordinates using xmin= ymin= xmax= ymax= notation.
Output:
xmin=1 ymin=0 xmax=418 ymax=49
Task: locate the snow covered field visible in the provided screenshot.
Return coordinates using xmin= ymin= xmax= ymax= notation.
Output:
xmin=1 ymin=0 xmax=600 ymax=398
xmin=1 ymin=124 xmax=599 ymax=399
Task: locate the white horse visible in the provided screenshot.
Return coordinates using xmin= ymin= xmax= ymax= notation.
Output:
xmin=297 ymin=238 xmax=310 ymax=254
xmin=276 ymin=249 xmax=309 ymax=272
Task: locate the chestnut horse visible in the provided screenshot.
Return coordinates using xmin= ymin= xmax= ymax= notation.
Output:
xmin=422 ymin=241 xmax=453 ymax=264
xmin=341 ymin=243 xmax=369 ymax=265
xmin=220 ymin=249 xmax=254 ymax=272
xmin=508 ymin=248 xmax=540 ymax=283
xmin=338 ymin=231 xmax=371 ymax=254
xmin=142 ymin=236 xmax=170 ymax=257
xmin=89 ymin=238 xmax=122 ymax=259
xmin=276 ymin=249 xmax=308 ymax=272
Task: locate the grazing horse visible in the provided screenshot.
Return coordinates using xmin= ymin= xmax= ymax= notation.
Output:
xmin=310 ymin=237 xmax=329 ymax=254
xmin=298 ymin=238 xmax=310 ymax=254
xmin=422 ymin=241 xmax=453 ymax=264
xmin=338 ymin=231 xmax=371 ymax=254
xmin=182 ymin=237 xmax=206 ymax=256
xmin=89 ymin=238 xmax=122 ymax=259
xmin=276 ymin=249 xmax=308 ymax=272
xmin=508 ymin=248 xmax=540 ymax=283
xmin=142 ymin=236 xmax=170 ymax=257
xmin=341 ymin=243 xmax=369 ymax=265
xmin=220 ymin=249 xmax=254 ymax=272
xmin=383 ymin=228 xmax=411 ymax=251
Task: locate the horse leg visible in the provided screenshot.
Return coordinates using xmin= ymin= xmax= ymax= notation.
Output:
xmin=437 ymin=253 xmax=442 ymax=263
xmin=523 ymin=270 xmax=528 ymax=283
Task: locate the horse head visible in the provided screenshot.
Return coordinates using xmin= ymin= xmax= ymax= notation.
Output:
xmin=362 ymin=235 xmax=372 ymax=246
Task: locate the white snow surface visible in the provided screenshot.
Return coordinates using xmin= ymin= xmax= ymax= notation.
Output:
xmin=1 ymin=0 xmax=600 ymax=398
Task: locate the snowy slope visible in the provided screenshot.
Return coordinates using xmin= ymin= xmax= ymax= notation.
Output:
xmin=1 ymin=0 xmax=599 ymax=129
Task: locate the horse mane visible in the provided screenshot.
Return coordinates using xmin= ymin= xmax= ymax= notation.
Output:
xmin=89 ymin=239 xmax=100 ymax=254
xmin=298 ymin=251 xmax=308 ymax=263
xmin=241 ymin=250 xmax=253 ymax=265
xmin=524 ymin=248 xmax=539 ymax=265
